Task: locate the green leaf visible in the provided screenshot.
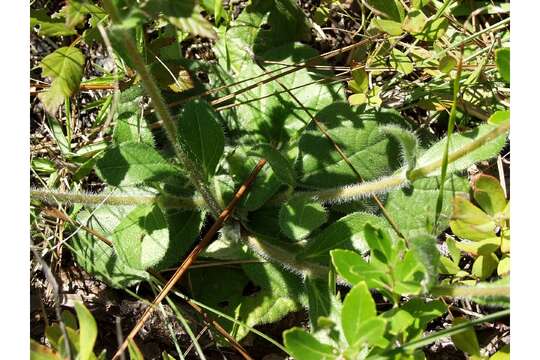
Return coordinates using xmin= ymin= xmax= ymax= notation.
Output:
xmin=488 ymin=110 xmax=510 ymax=126
xmin=298 ymin=212 xmax=394 ymax=264
xmin=380 ymin=125 xmax=419 ymax=171
xmin=177 ymin=99 xmax=225 ymax=180
xmin=144 ymin=0 xmax=216 ymax=38
xmin=414 ymin=17 xmax=448 ymax=42
xmin=399 ymin=298 xmax=447 ymax=340
xmin=439 ymin=55 xmax=457 ymax=74
xmin=112 ymin=204 xmax=171 ymax=270
xmin=113 ymin=86 xmax=154 ymax=146
xmin=366 ymin=0 xmax=405 ymax=21
xmin=31 ymin=9 xmax=77 ymax=36
xmin=96 ymin=142 xmax=177 ymax=186
xmin=409 ymin=234 xmax=440 ymax=289
xmin=490 ymin=344 xmax=510 ymax=360
xmin=30 ymin=339 xmax=62 ymax=360
xmin=390 ymin=48 xmax=414 ymax=75
xmin=60 ymin=0 xmax=104 ymax=28
xmin=300 ymin=103 xmax=410 ymax=188
xmin=350 ymin=67 xmax=369 ymax=93
xmin=351 ymin=317 xmax=389 ymax=348
xmin=47 ymin=114 xmax=71 ymax=157
xmin=74 ymin=302 xmax=97 ymax=360
xmin=495 ymin=48 xmax=510 ymax=83
xmin=402 ymin=10 xmax=428 ymax=34
xmin=279 ymin=197 xmax=327 ymax=240
xmin=191 ymin=263 xmax=305 ymax=340
xmin=304 ymin=276 xmax=340 ymax=334
xmin=381 ymin=308 xmax=415 ymax=337
xmin=413 ymin=124 xmax=507 ymax=179
xmin=371 ymin=18 xmax=403 ymax=36
xmin=216 ymin=43 xmax=343 ymax=143
xmin=363 ymin=223 xmax=394 ymax=264
xmin=284 ymin=328 xmax=338 ymax=360
xmin=384 ymin=175 xmax=470 ymax=239
xmin=497 ymin=255 xmax=510 ymax=276
xmin=215 ymin=0 xmax=310 ymax=73
xmin=227 ymin=147 xmax=282 ymax=211
xmin=38 ymin=47 xmax=85 ymax=114
xmin=412 ymin=0 xmax=431 ymax=9
xmin=71 ymin=200 xmax=150 ymax=288
xmin=451 ymin=317 xmax=481 ymax=357
xmin=331 ymin=249 xmax=389 ymax=289
xmin=127 ymin=339 xmax=144 ymax=360
xmin=472 ymin=174 xmax=507 ymax=216
xmin=450 ymin=196 xmax=497 ymax=241
xmin=471 ymin=253 xmax=498 ymax=280
xmin=394 ymin=251 xmax=425 ymax=295
xmin=248 ymin=144 xmax=296 ymax=186
xmin=341 ymin=282 xmax=377 ymax=345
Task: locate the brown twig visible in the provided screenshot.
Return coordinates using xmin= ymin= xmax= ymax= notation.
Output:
xmin=112 ymin=159 xmax=267 ymax=359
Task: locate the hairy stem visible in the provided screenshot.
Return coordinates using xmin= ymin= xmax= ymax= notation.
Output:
xmin=103 ymin=0 xmax=221 ymax=216
xmin=408 ymin=121 xmax=510 ymax=181
xmin=243 ymin=233 xmax=329 ymax=279
xmin=431 ymin=284 xmax=509 ymax=298
xmin=31 ymin=189 xmax=203 ymax=209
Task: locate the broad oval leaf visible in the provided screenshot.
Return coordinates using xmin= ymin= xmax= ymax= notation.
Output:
xmin=96 ymin=142 xmax=177 ymax=186
xmin=472 ymin=174 xmax=507 ymax=216
xmin=341 ymin=282 xmax=377 ymax=345
xmin=279 ymin=197 xmax=327 ymax=240
xmin=297 ymin=212 xmax=394 ymax=264
xmin=283 ymin=328 xmax=338 ymax=360
xmin=177 ymin=99 xmax=225 ymax=180
xmin=299 ymin=103 xmax=410 ymax=188
xmin=248 ymin=144 xmax=296 ymax=186
xmin=38 ymin=46 xmax=85 ymax=114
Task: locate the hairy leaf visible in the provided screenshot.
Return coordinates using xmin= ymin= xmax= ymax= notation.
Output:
xmin=284 ymin=328 xmax=338 ymax=360
xmin=298 ymin=212 xmax=394 ymax=264
xmin=177 ymin=99 xmax=225 ymax=180
xmin=96 ymin=142 xmax=177 ymax=186
xmin=38 ymin=47 xmax=85 ymax=114
xmin=249 ymin=144 xmax=296 ymax=186
xmin=279 ymin=197 xmax=327 ymax=240
xmin=300 ymin=103 xmax=410 ymax=188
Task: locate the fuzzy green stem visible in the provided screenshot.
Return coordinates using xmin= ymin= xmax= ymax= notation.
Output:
xmin=103 ymin=1 xmax=221 ymax=216
xmin=431 ymin=284 xmax=509 ymax=298
xmin=244 ymin=234 xmax=330 ymax=279
xmin=305 ymin=174 xmax=408 ymax=203
xmin=31 ymin=189 xmax=203 ymax=209
xmin=408 ymin=121 xmax=510 ymax=181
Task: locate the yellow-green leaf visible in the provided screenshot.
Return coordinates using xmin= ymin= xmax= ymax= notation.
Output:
xmin=38 ymin=47 xmax=85 ymax=114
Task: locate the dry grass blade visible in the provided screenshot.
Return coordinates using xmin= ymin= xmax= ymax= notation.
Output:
xmin=112 ymin=159 xmax=267 ymax=360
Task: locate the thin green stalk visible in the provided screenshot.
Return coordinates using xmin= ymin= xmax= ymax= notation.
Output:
xmin=435 ymin=17 xmax=510 ymax=58
xmin=433 ymin=49 xmax=464 ymax=229
xmin=102 ymin=0 xmax=221 ymax=216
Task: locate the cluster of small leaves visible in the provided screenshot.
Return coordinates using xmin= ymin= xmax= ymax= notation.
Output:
xmin=31 ymin=0 xmax=510 ymax=358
